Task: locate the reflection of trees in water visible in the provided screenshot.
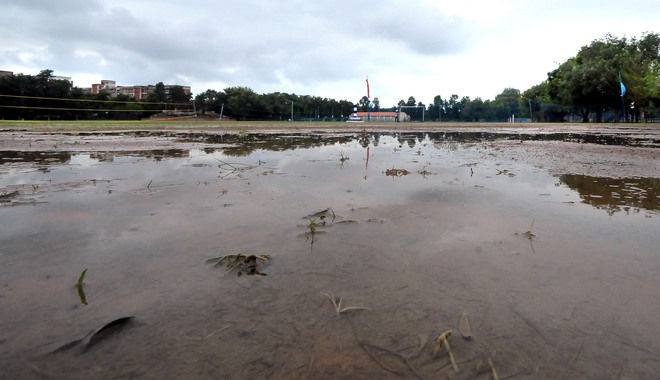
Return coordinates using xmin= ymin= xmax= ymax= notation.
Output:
xmin=357 ymin=133 xmax=381 ymax=148
xmin=212 ymin=131 xmax=504 ymax=156
xmin=135 ymin=130 xmax=658 ymax=157
xmin=91 ymin=149 xmax=189 ymax=162
xmin=559 ymin=174 xmax=660 ymax=214
xmin=206 ymin=133 xmax=357 ymax=157
xmin=0 ymin=149 xmax=190 ymax=169
xmin=0 ymin=151 xmax=71 ymax=165
xmin=194 ymin=130 xmax=659 ymax=157
xmin=386 ymin=131 xmax=660 ymax=148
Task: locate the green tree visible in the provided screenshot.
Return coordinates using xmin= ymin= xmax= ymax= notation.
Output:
xmin=148 ymin=82 xmax=167 ymax=103
xmin=223 ymin=86 xmax=261 ymax=120
xmin=358 ymin=96 xmax=370 ymax=111
xmin=547 ymin=33 xmax=660 ymax=122
xmin=168 ymin=85 xmax=192 ymax=103
xmin=372 ymin=97 xmax=380 ymax=111
xmin=406 ymin=96 xmax=416 ymax=106
xmin=493 ymin=88 xmax=521 ymax=120
xmin=195 ymin=89 xmax=222 ymax=114
xmin=462 ymin=97 xmax=487 ymax=121
xmin=429 ymin=95 xmax=444 ymax=121
xmin=445 ymin=94 xmax=460 ymax=120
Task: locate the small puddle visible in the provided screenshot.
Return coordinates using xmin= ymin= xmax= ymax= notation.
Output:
xmin=1 ymin=130 xmax=659 ymax=378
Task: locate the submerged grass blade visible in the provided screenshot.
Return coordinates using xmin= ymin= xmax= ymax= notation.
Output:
xmin=76 ymin=268 xmax=88 ymax=286
xmin=338 ymin=306 xmax=371 ymax=313
xmin=76 ymin=284 xmax=88 ymax=305
xmin=322 ymin=291 xmax=370 ymax=318
xmin=322 ymin=291 xmax=340 ymax=315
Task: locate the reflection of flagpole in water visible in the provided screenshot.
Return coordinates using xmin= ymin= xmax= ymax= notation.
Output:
xmin=365 ymin=146 xmax=370 ymax=169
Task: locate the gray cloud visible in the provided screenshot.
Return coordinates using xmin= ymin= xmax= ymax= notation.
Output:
xmin=1 ymin=0 xmax=469 ymax=98
xmin=5 ymin=0 xmax=655 ymax=104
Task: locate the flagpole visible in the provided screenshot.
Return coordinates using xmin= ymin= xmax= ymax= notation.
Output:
xmin=619 ymin=71 xmax=626 ymax=122
xmin=621 ymin=94 xmax=625 ymax=122
xmin=366 ymin=77 xmax=371 ymax=122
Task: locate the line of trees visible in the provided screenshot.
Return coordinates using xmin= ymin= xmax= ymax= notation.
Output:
xmin=367 ymin=33 xmax=659 ymax=122
xmin=193 ymin=87 xmax=355 ymax=121
xmin=0 ymin=70 xmax=192 ymax=120
xmin=1 ymin=33 xmax=658 ymax=122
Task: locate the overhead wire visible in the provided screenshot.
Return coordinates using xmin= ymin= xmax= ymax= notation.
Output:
xmin=0 ymin=93 xmax=193 ymax=107
xmin=0 ymin=105 xmax=163 ymax=113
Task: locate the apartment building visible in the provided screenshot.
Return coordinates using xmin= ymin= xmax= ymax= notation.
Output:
xmin=85 ymin=80 xmax=191 ymax=100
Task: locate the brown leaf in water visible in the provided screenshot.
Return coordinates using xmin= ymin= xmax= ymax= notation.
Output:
xmin=51 ymin=316 xmax=135 ymax=354
xmin=458 ymin=312 xmax=473 ymax=340
xmin=86 ymin=316 xmax=135 ymax=349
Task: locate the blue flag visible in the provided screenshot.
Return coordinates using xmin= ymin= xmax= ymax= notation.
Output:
xmin=619 ymin=71 xmax=626 ymax=97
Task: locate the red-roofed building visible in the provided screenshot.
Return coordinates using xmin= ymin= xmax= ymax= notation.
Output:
xmin=356 ymin=111 xmax=409 ymax=122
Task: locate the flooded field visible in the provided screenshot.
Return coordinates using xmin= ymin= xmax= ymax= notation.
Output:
xmin=1 ymin=127 xmax=659 ymax=379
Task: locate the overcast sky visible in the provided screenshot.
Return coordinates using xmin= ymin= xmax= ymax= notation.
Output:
xmin=1 ymin=0 xmax=658 ymax=107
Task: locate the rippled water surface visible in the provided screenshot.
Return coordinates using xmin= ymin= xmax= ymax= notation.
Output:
xmin=1 ymin=131 xmax=659 ymax=379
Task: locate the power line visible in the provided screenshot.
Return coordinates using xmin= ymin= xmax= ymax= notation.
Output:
xmin=0 ymin=105 xmax=163 ymax=113
xmin=0 ymin=94 xmax=192 ymax=106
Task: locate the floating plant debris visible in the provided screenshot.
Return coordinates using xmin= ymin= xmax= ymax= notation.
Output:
xmin=305 ymin=208 xmax=336 ymax=224
xmin=385 ymin=168 xmax=411 ymax=177
xmin=523 ymin=219 xmax=537 ymax=239
xmin=433 ymin=329 xmax=458 ymax=372
xmin=74 ymin=268 xmax=88 ymax=305
xmin=0 ymin=190 xmax=20 ymax=202
xmin=51 ymin=316 xmax=135 ymax=353
xmin=206 ymin=253 xmax=270 ymax=276
xmin=458 ymin=312 xmax=473 ymax=340
xmin=322 ymin=291 xmax=371 ymax=318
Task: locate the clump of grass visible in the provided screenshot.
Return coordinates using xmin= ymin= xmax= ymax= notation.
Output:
xmin=308 ymin=218 xmax=317 ymax=235
xmin=206 ymin=253 xmax=269 ymax=276
xmin=385 ymin=167 xmax=411 ymax=177
xmin=523 ymin=219 xmax=536 ymax=239
xmin=322 ymin=291 xmax=371 ymax=318
xmin=434 ymin=329 xmax=458 ymax=372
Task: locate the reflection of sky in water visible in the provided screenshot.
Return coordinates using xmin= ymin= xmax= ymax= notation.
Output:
xmin=3 ymin=133 xmax=655 ymax=255
xmin=1 ymin=134 xmax=658 ymax=216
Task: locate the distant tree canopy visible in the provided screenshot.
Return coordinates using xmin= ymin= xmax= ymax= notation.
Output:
xmin=0 ymin=73 xmax=191 ymax=120
xmin=193 ymin=86 xmax=356 ymax=121
xmin=1 ymin=33 xmax=658 ymax=121
xmin=430 ymin=32 xmax=660 ymax=122
xmin=546 ymin=33 xmax=660 ymax=122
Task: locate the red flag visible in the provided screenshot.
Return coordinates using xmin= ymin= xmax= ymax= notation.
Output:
xmin=366 ymin=77 xmax=370 ymax=99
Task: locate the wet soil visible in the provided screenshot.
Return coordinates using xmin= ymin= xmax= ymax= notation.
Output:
xmin=0 ymin=124 xmax=659 ymax=379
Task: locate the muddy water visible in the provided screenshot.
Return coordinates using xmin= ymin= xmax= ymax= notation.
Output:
xmin=1 ymin=131 xmax=659 ymax=379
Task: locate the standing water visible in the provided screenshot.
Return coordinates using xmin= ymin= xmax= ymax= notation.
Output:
xmin=1 ymin=130 xmax=659 ymax=379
